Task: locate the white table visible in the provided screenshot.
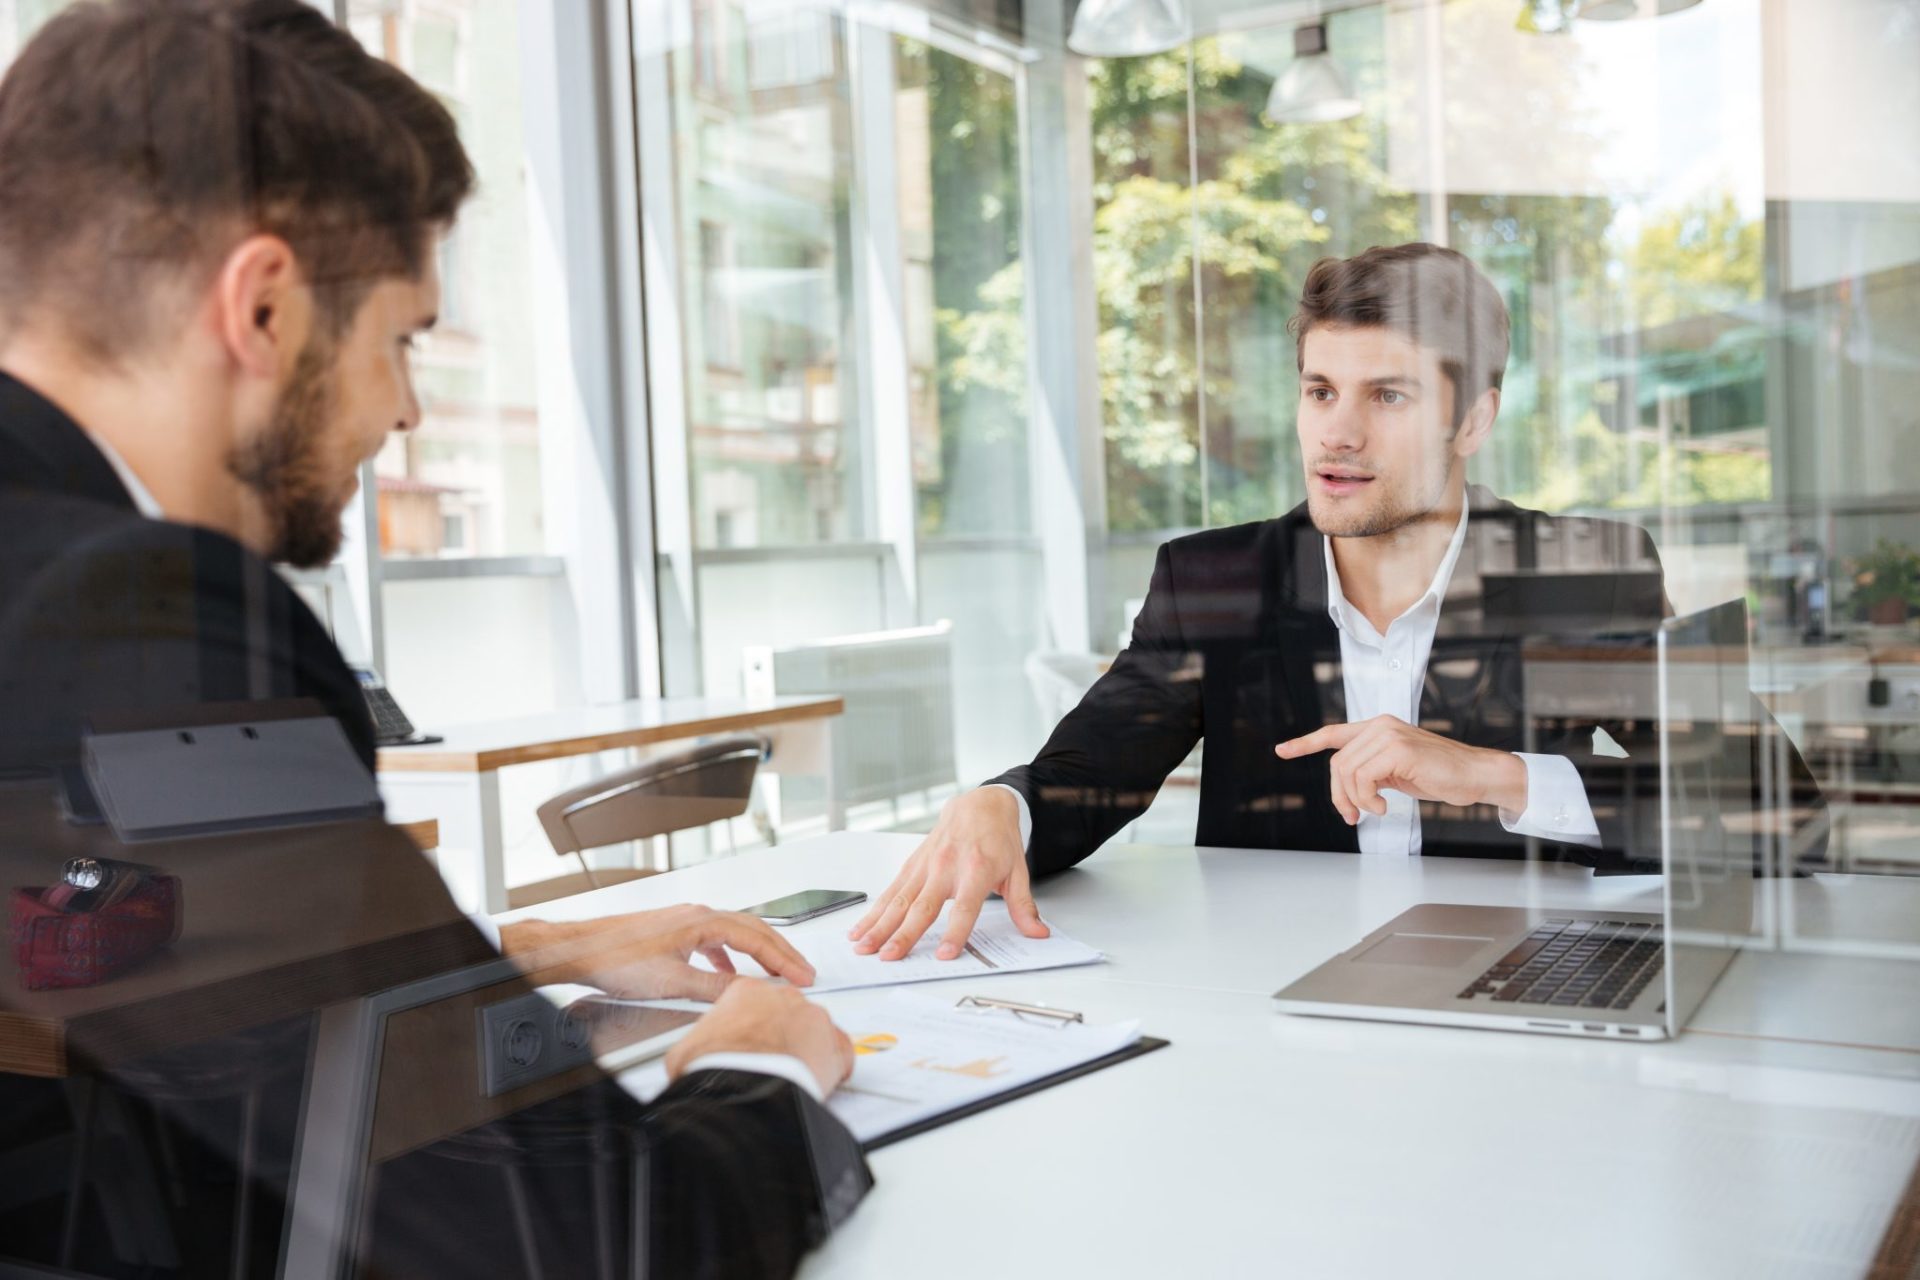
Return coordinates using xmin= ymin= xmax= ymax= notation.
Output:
xmin=500 ymin=834 xmax=1920 ymax=1279
xmin=377 ymin=695 xmax=844 ymax=913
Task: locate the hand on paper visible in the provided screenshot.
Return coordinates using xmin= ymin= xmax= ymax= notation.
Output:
xmin=500 ymin=904 xmax=817 ymax=1001
xmin=665 ymin=980 xmax=855 ymax=1097
xmin=848 ymin=785 xmax=1046 ymax=962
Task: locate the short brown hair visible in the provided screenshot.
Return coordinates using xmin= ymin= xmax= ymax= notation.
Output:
xmin=1289 ymin=243 xmax=1510 ymax=428
xmin=0 ymin=0 xmax=475 ymax=361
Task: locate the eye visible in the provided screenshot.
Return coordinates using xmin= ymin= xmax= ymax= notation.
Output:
xmin=1306 ymin=386 xmax=1333 ymax=402
xmin=399 ymin=334 xmax=419 ymax=353
xmin=1377 ymin=389 xmax=1405 ymax=406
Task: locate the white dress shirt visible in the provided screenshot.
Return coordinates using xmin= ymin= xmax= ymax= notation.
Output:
xmin=83 ymin=431 xmax=820 ymax=1099
xmin=1321 ymin=504 xmax=1599 ymax=853
xmin=87 ymin=430 xmax=164 ymax=519
xmin=994 ymin=504 xmax=1601 ymax=854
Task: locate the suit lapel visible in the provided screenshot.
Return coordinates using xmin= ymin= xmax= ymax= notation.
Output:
xmin=1421 ymin=489 xmax=1527 ymax=744
xmin=1259 ymin=508 xmax=1345 ymax=735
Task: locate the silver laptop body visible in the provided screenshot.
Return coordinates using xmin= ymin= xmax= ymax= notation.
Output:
xmin=1272 ymin=600 xmax=1756 ymax=1042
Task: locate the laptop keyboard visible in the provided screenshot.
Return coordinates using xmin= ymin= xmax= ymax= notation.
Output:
xmin=1456 ymin=918 xmax=1663 ymax=1010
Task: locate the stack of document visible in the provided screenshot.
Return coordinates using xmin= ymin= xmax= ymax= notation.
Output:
xmin=617 ymin=989 xmax=1143 ymax=1145
xmin=823 ymin=990 xmax=1141 ymax=1143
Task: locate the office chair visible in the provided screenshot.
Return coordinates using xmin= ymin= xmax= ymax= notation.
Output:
xmin=532 ymin=735 xmax=768 ymax=897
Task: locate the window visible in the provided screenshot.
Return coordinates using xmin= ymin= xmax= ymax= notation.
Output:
xmin=659 ymin=0 xmax=865 ymax=552
xmin=699 ymin=220 xmax=741 ymax=370
xmin=351 ymin=0 xmax=546 ymax=561
xmin=636 ymin=4 xmax=1048 ymax=783
xmin=440 ymin=511 xmax=467 ymax=553
xmin=896 ymin=38 xmax=1031 ymax=540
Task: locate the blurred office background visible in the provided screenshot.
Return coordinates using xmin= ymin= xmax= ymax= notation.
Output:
xmin=4 ymin=0 xmax=1917 ymax=891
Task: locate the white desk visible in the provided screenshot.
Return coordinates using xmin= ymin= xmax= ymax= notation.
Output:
xmin=501 ymin=835 xmax=1920 ymax=1279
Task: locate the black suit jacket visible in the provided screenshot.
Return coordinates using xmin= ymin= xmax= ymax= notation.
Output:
xmin=992 ymin=487 xmax=1825 ymax=876
xmin=0 ymin=371 xmax=870 ymax=1278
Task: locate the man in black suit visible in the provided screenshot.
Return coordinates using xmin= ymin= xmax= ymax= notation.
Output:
xmin=0 ymin=3 xmax=867 ymax=1275
xmin=851 ymin=242 xmax=1823 ymax=963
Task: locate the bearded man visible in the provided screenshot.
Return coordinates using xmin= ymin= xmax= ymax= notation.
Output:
xmin=0 ymin=2 xmax=866 ymax=1275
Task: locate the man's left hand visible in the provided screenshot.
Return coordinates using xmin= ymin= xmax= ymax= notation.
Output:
xmin=1275 ymin=716 xmax=1527 ymax=824
xmin=499 ymin=904 xmax=817 ymax=1001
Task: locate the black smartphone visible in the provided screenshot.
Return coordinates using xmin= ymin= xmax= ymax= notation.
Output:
xmin=742 ymin=889 xmax=868 ymax=925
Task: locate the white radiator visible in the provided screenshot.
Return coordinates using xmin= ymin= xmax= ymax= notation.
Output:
xmin=743 ymin=622 xmax=956 ymax=810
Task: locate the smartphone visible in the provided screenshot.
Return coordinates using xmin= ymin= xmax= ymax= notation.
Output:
xmin=743 ymin=889 xmax=868 ymax=925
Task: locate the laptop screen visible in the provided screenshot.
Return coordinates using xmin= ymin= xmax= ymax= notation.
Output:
xmin=1659 ymin=599 xmax=1760 ymax=1029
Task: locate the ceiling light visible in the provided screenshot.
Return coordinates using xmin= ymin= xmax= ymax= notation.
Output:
xmin=1067 ymin=0 xmax=1189 ymax=58
xmin=1265 ymin=23 xmax=1362 ymax=124
xmin=1516 ymin=0 xmax=1578 ymax=33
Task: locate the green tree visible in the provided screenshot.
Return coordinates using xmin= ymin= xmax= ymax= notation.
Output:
xmin=1626 ymin=193 xmax=1765 ymax=331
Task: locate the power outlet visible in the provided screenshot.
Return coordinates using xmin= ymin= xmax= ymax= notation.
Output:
xmin=478 ymin=992 xmax=595 ymax=1097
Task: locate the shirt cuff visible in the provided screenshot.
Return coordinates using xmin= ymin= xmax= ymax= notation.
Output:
xmin=466 ymin=911 xmax=503 ymax=952
xmin=678 ymin=1052 xmax=824 ymax=1103
xmin=983 ymin=783 xmax=1033 ymax=853
xmin=1499 ymin=753 xmax=1603 ymax=849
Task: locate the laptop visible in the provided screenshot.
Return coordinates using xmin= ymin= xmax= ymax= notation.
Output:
xmin=1272 ymin=599 xmax=1757 ymax=1041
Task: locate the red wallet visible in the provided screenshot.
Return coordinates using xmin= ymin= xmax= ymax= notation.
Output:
xmin=10 ymin=875 xmax=182 ymax=990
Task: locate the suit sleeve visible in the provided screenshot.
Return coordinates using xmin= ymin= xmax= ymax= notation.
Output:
xmin=638 ymin=1069 xmax=872 ymax=1279
xmin=360 ymin=1029 xmax=872 ymax=1280
xmin=987 ymin=543 xmax=1205 ymax=876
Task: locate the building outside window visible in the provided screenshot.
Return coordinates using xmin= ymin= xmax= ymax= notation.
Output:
xmin=351 ymin=0 xmax=545 ymax=562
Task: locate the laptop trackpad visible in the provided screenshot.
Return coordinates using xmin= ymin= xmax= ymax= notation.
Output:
xmin=1355 ymin=932 xmax=1494 ymax=967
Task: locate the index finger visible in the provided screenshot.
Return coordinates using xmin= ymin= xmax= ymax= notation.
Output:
xmin=699 ymin=913 xmax=818 ymax=987
xmin=850 ymin=860 xmax=919 ymax=939
xmin=1275 ymin=721 xmax=1363 ymax=758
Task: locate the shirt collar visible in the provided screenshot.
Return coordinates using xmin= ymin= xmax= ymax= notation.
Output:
xmin=83 ymin=430 xmax=164 ymax=519
xmin=1322 ymin=499 xmax=1472 ymax=634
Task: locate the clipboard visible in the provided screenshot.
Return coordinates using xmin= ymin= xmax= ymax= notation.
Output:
xmin=856 ymin=995 xmax=1172 ymax=1153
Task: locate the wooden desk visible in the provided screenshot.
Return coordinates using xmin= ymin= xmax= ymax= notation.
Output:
xmin=376 ymin=695 xmax=845 ymax=914
xmin=395 ymin=818 xmax=438 ymax=851
xmin=0 ymin=784 xmax=486 ymax=1079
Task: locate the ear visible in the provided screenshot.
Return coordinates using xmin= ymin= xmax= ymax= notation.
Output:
xmin=1453 ymin=387 xmax=1499 ymax=460
xmin=210 ymin=234 xmax=308 ymax=380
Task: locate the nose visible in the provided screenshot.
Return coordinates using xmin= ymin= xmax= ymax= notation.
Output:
xmin=1318 ymin=398 xmax=1365 ymax=455
xmin=395 ymin=384 xmax=423 ymax=435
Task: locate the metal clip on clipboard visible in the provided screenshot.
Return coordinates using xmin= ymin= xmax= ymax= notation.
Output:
xmin=955 ymin=995 xmax=1085 ymax=1027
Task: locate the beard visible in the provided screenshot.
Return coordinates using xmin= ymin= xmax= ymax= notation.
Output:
xmin=225 ymin=337 xmax=350 ymax=569
xmin=1308 ymin=487 xmax=1430 ymax=539
xmin=1305 ymin=456 xmax=1455 ymax=540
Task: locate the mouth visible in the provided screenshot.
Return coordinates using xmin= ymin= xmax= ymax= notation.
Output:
xmin=1314 ymin=466 xmax=1375 ymax=496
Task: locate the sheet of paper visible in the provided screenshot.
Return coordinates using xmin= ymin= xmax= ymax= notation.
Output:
xmin=823 ymin=990 xmax=1140 ymax=1143
xmin=616 ymin=989 xmax=1141 ymax=1145
xmin=742 ymin=901 xmax=1105 ymax=994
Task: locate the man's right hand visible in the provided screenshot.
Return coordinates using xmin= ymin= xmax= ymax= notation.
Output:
xmin=665 ymin=980 xmax=855 ymax=1098
xmin=846 ymin=786 xmax=1046 ymax=961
